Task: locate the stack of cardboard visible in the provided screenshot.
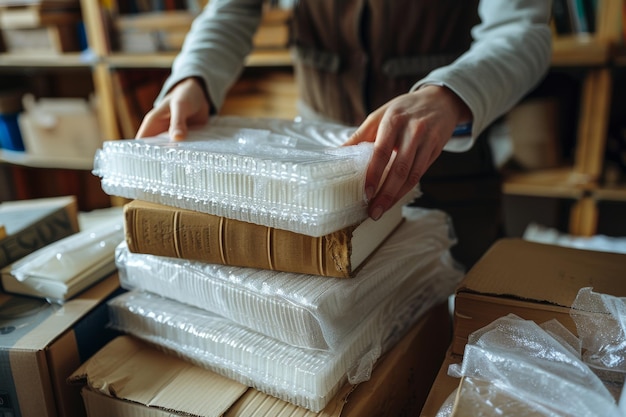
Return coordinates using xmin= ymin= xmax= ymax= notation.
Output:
xmin=420 ymin=238 xmax=626 ymax=416
xmin=0 ymin=0 xmax=82 ymax=54
xmin=75 ymin=115 xmax=464 ymax=415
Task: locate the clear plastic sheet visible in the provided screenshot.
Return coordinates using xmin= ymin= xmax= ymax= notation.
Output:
xmin=6 ymin=219 xmax=124 ymax=303
xmin=93 ymin=116 xmax=377 ymax=237
xmin=439 ymin=311 xmax=624 ymax=417
xmin=107 ymin=258 xmax=454 ymax=413
xmin=571 ymin=287 xmax=626 ymax=400
xmin=115 ymin=206 xmax=461 ymax=350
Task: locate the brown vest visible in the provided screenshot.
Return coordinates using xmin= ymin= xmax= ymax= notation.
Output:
xmin=290 ymin=0 xmax=480 ymax=126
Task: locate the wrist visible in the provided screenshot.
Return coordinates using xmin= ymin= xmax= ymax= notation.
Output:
xmin=418 ymin=83 xmax=472 ymax=126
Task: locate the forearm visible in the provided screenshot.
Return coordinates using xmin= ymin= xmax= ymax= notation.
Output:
xmin=414 ymin=0 xmax=552 ymax=151
xmin=157 ymin=0 xmax=264 ymax=111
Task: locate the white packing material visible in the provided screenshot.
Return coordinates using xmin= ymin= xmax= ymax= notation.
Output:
xmin=3 ymin=218 xmax=124 ymax=303
xmin=107 ymin=251 xmax=459 ymax=413
xmin=115 ymin=206 xmax=461 ymax=350
xmin=93 ymin=116 xmax=377 ymax=237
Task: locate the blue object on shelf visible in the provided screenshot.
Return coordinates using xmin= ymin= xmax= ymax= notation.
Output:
xmin=0 ymin=113 xmax=25 ymax=151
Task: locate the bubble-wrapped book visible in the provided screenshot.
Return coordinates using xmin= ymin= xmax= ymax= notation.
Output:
xmin=116 ymin=207 xmax=460 ymax=351
xmin=93 ymin=116 xmax=376 ymax=237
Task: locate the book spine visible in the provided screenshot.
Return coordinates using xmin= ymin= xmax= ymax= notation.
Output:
xmin=124 ymin=202 xmax=354 ymax=278
xmin=0 ymin=203 xmax=79 ymax=269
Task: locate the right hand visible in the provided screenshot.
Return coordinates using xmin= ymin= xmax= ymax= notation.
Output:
xmin=135 ymin=77 xmax=211 ymax=140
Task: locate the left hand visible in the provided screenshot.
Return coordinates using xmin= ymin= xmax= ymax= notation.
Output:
xmin=343 ymin=85 xmax=472 ymax=220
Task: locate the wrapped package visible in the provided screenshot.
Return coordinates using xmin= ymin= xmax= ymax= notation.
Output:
xmin=108 ymin=258 xmax=453 ymax=413
xmin=1 ymin=219 xmax=123 ymax=303
xmin=116 ymin=207 xmax=461 ymax=350
xmin=438 ymin=305 xmax=626 ymax=417
xmin=93 ymin=116 xmax=378 ymax=237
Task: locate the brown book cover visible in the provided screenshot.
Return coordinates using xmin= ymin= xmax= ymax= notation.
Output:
xmin=124 ymin=199 xmax=405 ymax=278
xmin=0 ymin=195 xmax=79 ymax=269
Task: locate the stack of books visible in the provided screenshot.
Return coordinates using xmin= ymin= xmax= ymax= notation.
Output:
xmin=93 ymin=116 xmax=464 ymax=412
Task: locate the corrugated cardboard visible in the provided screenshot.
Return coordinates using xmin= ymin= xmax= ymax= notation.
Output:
xmin=452 ymin=238 xmax=626 ymax=356
xmin=69 ymin=302 xmax=451 ymax=417
xmin=419 ymin=350 xmax=462 ymax=417
xmin=0 ymin=273 xmax=122 ymax=417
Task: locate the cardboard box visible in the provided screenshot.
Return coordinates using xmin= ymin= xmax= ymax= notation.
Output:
xmin=18 ymin=94 xmax=102 ymax=160
xmin=69 ymin=302 xmax=452 ymax=417
xmin=0 ymin=273 xmax=122 ymax=417
xmin=419 ymin=349 xmax=462 ymax=417
xmin=452 ymin=238 xmax=626 ymax=356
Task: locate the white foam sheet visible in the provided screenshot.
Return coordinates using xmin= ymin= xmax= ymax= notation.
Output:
xmin=116 ymin=207 xmax=462 ymax=350
xmin=107 ymin=255 xmax=458 ymax=413
xmin=93 ymin=116 xmax=376 ymax=237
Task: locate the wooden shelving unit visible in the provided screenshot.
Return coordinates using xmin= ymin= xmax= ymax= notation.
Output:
xmin=0 ymin=1 xmax=294 ymax=175
xmin=1 ymin=0 xmax=624 ymax=229
xmin=502 ymin=0 xmax=625 ymax=237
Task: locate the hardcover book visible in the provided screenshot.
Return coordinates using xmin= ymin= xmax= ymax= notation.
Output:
xmin=123 ymin=191 xmax=413 ymax=278
xmin=0 ymin=195 xmax=79 ymax=269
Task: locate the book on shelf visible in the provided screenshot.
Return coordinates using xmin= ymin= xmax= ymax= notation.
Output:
xmin=124 ymin=194 xmax=411 ymax=278
xmin=0 ymin=195 xmax=79 ymax=270
xmin=552 ymin=0 xmax=597 ymax=35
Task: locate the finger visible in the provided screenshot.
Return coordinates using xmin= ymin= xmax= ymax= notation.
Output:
xmin=368 ymin=122 xmax=421 ymax=219
xmin=363 ymin=114 xmax=401 ymax=201
xmin=168 ymin=100 xmax=189 ymax=141
xmin=135 ymin=107 xmax=170 ymax=139
xmin=343 ymin=114 xmax=378 ymax=147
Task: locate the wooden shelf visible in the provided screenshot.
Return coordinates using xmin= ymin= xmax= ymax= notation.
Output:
xmin=106 ymin=48 xmax=292 ymax=69
xmin=503 ymin=167 xmax=593 ymax=199
xmin=0 ymin=52 xmax=96 ymax=68
xmin=0 ymin=149 xmax=94 ymax=170
xmin=551 ymin=35 xmax=611 ymax=66
xmin=594 ymin=186 xmax=626 ymax=202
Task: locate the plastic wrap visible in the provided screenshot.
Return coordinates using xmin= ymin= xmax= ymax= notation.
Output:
xmin=5 ymin=219 xmax=123 ymax=303
xmin=108 ymin=257 xmax=455 ymax=413
xmin=93 ymin=116 xmax=378 ymax=237
xmin=439 ymin=313 xmax=623 ymax=417
xmin=571 ymin=287 xmax=626 ymax=400
xmin=116 ymin=206 xmax=461 ymax=350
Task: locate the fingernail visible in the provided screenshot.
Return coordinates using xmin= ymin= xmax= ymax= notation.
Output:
xmin=370 ymin=206 xmax=383 ymax=221
xmin=365 ymin=186 xmax=374 ymax=200
xmin=171 ymin=129 xmax=184 ymax=141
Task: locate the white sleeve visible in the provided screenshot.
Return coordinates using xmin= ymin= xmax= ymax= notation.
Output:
xmin=156 ymin=0 xmax=264 ymax=110
xmin=414 ymin=0 xmax=553 ymax=152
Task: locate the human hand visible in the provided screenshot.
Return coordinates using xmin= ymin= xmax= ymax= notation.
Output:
xmin=343 ymin=85 xmax=471 ymax=220
xmin=135 ymin=77 xmax=211 ymax=140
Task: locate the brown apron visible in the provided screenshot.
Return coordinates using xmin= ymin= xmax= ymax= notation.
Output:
xmin=289 ymin=0 xmax=502 ymax=269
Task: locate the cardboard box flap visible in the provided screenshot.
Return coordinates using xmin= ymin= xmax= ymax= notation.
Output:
xmin=0 ymin=273 xmax=119 ymax=351
xmin=225 ymin=388 xmax=349 ymax=417
xmin=69 ymin=336 xmax=248 ymax=417
xmin=457 ymin=238 xmax=626 ymax=308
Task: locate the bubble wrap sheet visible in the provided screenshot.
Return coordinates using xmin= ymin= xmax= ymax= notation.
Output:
xmin=437 ymin=294 xmax=626 ymax=417
xmin=108 ymin=260 xmax=455 ymax=413
xmin=93 ymin=116 xmax=375 ymax=237
xmin=116 ymin=207 xmax=461 ymax=350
